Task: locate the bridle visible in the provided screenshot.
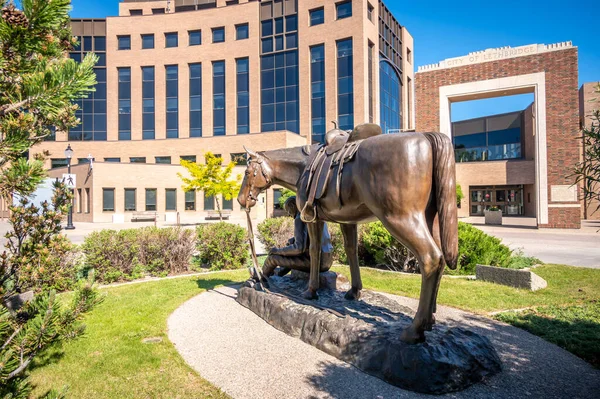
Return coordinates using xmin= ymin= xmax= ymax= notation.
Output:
xmin=245 ymin=156 xmax=273 ymax=206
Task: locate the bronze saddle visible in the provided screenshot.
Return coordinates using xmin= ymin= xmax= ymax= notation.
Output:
xmin=298 ymin=123 xmax=382 ymax=222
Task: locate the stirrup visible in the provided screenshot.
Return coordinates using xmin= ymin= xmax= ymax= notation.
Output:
xmin=300 ymin=203 xmax=317 ymax=223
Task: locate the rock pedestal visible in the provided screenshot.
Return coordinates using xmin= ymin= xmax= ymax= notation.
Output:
xmin=237 ymin=272 xmax=502 ymax=395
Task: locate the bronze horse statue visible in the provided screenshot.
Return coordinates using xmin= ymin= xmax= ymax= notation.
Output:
xmin=238 ymin=124 xmax=458 ymax=343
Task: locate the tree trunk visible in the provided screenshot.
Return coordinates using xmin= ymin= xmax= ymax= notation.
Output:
xmin=216 ymin=197 xmax=222 ymax=222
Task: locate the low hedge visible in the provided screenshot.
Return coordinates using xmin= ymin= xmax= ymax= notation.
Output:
xmin=196 ymin=222 xmax=249 ymax=270
xmin=82 ymin=227 xmax=196 ymax=283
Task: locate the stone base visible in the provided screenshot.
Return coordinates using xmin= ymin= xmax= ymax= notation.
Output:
xmin=476 ymin=264 xmax=547 ymax=291
xmin=236 ymin=272 xmax=502 ymax=394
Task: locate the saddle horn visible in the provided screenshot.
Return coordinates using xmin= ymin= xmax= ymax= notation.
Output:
xmin=331 ymin=120 xmax=338 ymax=129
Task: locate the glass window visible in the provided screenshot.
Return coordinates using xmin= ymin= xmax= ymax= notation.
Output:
xmin=309 ymin=8 xmax=324 ymax=26
xmin=142 ymin=66 xmax=155 ymax=140
xmin=51 ymin=158 xmax=68 ymax=168
xmin=285 ymin=15 xmax=297 ymax=32
xmin=180 ymin=155 xmax=197 ymax=163
xmin=155 ymin=156 xmax=171 ymax=164
xmin=336 ymin=1 xmax=352 ymax=19
xmin=273 ymin=188 xmax=282 ymax=210
xmin=367 ymin=3 xmax=374 ymax=21
xmin=236 ymin=24 xmax=249 ymax=40
xmin=166 ymin=189 xmax=177 ymax=211
xmin=185 ymin=191 xmax=196 ymax=210
xmin=189 ymin=63 xmax=202 ymax=137
xmin=118 ymin=67 xmax=131 ymax=141
xmin=337 ymin=39 xmax=354 ymax=130
xmin=275 ymin=18 xmax=283 ymax=34
xmin=223 ymin=197 xmax=233 ymax=210
xmin=379 ymin=60 xmax=402 ymax=134
xmin=165 ymin=32 xmax=178 ymax=48
xmin=262 ymin=38 xmax=273 ymax=53
xmin=104 ymin=157 xmax=120 ymax=162
xmin=94 ymin=36 xmax=106 ymax=51
xmin=213 ymin=61 xmax=225 ymax=136
xmin=141 ymin=34 xmax=154 ymax=49
xmin=261 ymin=20 xmax=272 ymax=37
xmin=189 ymin=30 xmax=201 ymax=46
xmin=260 ymin=51 xmax=298 ymax=133
xmin=103 ymin=188 xmax=115 ymax=212
xmin=83 ymin=36 xmax=93 ymax=51
xmin=145 ymin=189 xmax=157 ymax=211
xmin=230 ymin=153 xmax=247 ymax=166
xmin=125 ymin=188 xmax=136 ymax=211
xmin=204 ymin=193 xmax=214 ymax=210
xmin=130 ymin=157 xmax=146 ymax=163
xmin=236 ymin=58 xmax=249 ymax=134
xmin=311 ymin=45 xmax=325 ymax=144
xmin=166 ymin=65 xmax=179 ymax=138
xmin=118 ymin=35 xmax=131 ymax=50
xmin=130 ymin=9 xmax=143 ymax=16
xmin=212 ymin=27 xmax=225 ymax=43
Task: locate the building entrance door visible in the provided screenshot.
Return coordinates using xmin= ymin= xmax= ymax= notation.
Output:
xmin=469 ymin=185 xmax=524 ymax=216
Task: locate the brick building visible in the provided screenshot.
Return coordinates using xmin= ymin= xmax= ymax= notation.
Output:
xmin=31 ymin=0 xmax=415 ymax=223
xmin=579 ymin=82 xmax=600 ymax=220
xmin=416 ymin=42 xmax=581 ymax=228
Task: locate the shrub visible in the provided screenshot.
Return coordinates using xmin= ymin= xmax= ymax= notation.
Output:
xmin=456 ymin=222 xmax=512 ymax=274
xmin=196 ymin=222 xmax=249 ymax=270
xmin=257 ymin=217 xmax=294 ymax=250
xmin=81 ymin=229 xmax=141 ymax=283
xmin=136 ymin=227 xmax=196 ymax=276
xmin=328 ymin=223 xmax=371 ymax=264
xmin=18 ymin=234 xmax=81 ymax=293
xmin=82 ymin=227 xmax=196 ymax=283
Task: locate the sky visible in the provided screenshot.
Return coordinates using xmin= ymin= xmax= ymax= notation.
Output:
xmin=70 ymin=0 xmax=598 ymax=121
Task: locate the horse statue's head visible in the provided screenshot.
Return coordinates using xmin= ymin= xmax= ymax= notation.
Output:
xmin=237 ymin=147 xmax=273 ymax=210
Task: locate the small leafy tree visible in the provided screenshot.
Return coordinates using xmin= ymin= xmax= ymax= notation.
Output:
xmin=573 ymin=83 xmax=600 ymax=218
xmin=178 ymin=152 xmax=241 ymax=221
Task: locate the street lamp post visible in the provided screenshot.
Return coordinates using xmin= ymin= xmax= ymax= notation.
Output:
xmin=64 ymin=144 xmax=75 ymax=230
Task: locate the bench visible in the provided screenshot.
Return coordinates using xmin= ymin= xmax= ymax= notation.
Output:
xmin=205 ymin=210 xmax=231 ymax=220
xmin=131 ymin=211 xmax=158 ymax=222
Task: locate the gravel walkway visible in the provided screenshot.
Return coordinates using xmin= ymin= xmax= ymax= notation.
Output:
xmin=168 ymin=286 xmax=600 ymax=399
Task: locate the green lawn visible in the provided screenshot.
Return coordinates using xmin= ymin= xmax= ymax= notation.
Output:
xmin=30 ymin=270 xmax=249 ymax=399
xmin=332 ymin=264 xmax=600 ymax=313
xmin=29 ymin=265 xmax=599 ymax=397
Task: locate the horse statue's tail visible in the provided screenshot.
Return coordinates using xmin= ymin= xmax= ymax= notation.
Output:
xmin=424 ymin=132 xmax=459 ymax=269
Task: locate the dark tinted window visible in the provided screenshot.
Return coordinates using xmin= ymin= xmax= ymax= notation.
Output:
xmin=145 ymin=189 xmax=157 ymax=211
xmin=125 ymin=189 xmax=136 ymax=211
xmin=336 ymin=1 xmax=352 ymax=19
xmin=165 ymin=32 xmax=178 ymax=48
xmin=236 ymin=24 xmax=248 ymax=40
xmin=142 ymin=34 xmax=154 ymax=49
xmin=118 ymin=35 xmax=130 ymax=50
xmin=309 ymin=8 xmax=324 ymax=26
xmin=103 ymin=189 xmax=115 ymax=211
xmin=212 ymin=27 xmax=225 ymax=43
xmin=166 ymin=189 xmax=177 ymax=211
xmin=189 ymin=30 xmax=201 ymax=46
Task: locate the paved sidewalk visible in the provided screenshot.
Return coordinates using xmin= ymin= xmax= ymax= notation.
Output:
xmin=472 ymin=220 xmax=600 ymax=268
xmin=168 ymin=286 xmax=600 ymax=399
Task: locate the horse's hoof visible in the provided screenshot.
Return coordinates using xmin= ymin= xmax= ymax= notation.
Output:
xmin=301 ymin=289 xmax=318 ymax=300
xmin=344 ymin=288 xmax=361 ymax=301
xmin=400 ymin=326 xmax=426 ymax=344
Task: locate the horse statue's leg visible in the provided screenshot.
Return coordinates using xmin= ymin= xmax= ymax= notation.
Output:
xmin=380 ymin=216 xmax=445 ymax=344
xmin=340 ymin=223 xmax=362 ymax=300
xmin=302 ymin=220 xmax=324 ymax=300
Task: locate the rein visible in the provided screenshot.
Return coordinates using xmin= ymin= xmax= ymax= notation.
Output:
xmin=245 ymin=209 xmax=264 ymax=282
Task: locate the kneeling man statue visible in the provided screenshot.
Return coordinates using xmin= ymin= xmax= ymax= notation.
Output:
xmin=263 ymin=196 xmax=333 ymax=277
